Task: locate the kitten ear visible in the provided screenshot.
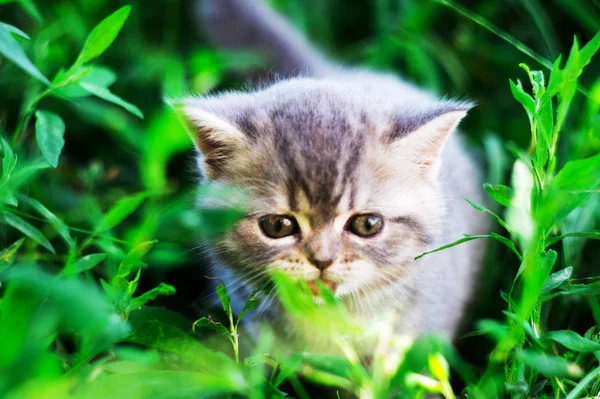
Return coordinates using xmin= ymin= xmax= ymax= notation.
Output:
xmin=181 ymin=103 xmax=249 ymax=179
xmin=394 ymin=110 xmax=468 ymax=178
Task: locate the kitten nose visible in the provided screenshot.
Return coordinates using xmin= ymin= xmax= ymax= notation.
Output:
xmin=304 ymin=233 xmax=339 ymax=270
xmin=309 ymin=257 xmax=334 ymax=271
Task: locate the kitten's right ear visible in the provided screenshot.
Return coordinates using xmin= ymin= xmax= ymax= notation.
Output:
xmin=180 ymin=103 xmax=248 ymax=179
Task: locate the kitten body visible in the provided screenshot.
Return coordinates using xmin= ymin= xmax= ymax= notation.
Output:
xmin=183 ymin=0 xmax=489 ymax=353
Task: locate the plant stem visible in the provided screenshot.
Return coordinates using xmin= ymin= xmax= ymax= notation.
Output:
xmin=228 ymin=302 xmax=239 ymax=362
xmin=565 ymin=365 xmax=600 ymax=399
xmin=11 ymin=89 xmax=50 ymax=147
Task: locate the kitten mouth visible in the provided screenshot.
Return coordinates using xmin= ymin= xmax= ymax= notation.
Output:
xmin=307 ymin=279 xmax=339 ymax=297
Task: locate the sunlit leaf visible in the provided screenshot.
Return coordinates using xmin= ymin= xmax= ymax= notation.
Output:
xmin=75 ymin=5 xmax=132 ymax=65
xmin=483 ymin=183 xmax=514 ymax=207
xmin=428 ymin=353 xmax=450 ymax=382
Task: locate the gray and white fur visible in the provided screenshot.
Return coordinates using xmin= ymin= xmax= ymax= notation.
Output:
xmin=182 ymin=0 xmax=489 ymax=353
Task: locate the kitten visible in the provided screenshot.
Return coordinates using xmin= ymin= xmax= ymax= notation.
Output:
xmin=181 ymin=0 xmax=489 ymax=352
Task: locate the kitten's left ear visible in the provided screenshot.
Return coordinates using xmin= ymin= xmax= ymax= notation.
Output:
xmin=392 ymin=108 xmax=469 ymax=178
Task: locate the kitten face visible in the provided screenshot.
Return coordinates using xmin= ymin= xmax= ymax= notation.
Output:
xmin=182 ymin=78 xmax=469 ymax=302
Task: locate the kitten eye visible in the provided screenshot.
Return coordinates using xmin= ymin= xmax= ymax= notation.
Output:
xmin=259 ymin=215 xmax=299 ymax=239
xmin=347 ymin=214 xmax=384 ymax=237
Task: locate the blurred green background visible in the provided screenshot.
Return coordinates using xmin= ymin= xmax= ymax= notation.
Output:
xmin=1 ymin=0 xmax=600 ymax=397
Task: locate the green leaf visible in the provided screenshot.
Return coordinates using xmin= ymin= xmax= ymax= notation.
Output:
xmin=0 ymin=137 xmax=17 ymax=185
xmin=34 ymin=111 xmax=65 ymax=168
xmin=17 ymin=194 xmax=73 ymax=247
xmin=546 ymin=230 xmax=600 ymax=247
xmin=557 ymin=280 xmax=600 ymax=296
xmin=0 ymin=0 xmax=43 ymax=22
xmin=0 ymin=23 xmax=50 ymax=85
xmin=515 ymin=64 xmax=552 ymax=170
xmin=61 ymin=253 xmax=106 ymax=276
xmin=128 ymin=320 xmax=237 ymax=371
xmin=519 ymin=64 xmax=545 ymax=100
xmin=193 ymin=317 xmax=232 ymax=339
xmin=0 ymin=211 xmax=55 ymax=253
xmin=75 ymin=5 xmax=132 ymax=65
xmin=96 ymin=192 xmax=148 ymax=233
xmin=416 ymin=233 xmax=521 ymax=261
xmin=510 ymin=79 xmax=535 ymax=120
xmin=78 ymin=81 xmax=143 ymax=119
xmin=517 ymin=350 xmax=582 ymax=378
xmin=483 ymin=183 xmax=514 ymax=207
xmin=5 ymin=158 xmax=49 ymax=189
xmin=16 ymin=0 xmax=43 ymax=22
xmin=0 ymin=238 xmax=25 ymax=271
xmin=274 ymin=352 xmax=303 ymax=387
xmin=541 ymin=153 xmax=600 ymax=229
xmin=577 ymin=31 xmax=600 ymax=71
xmin=542 ymin=266 xmax=572 ymax=295
xmin=100 ymin=277 xmax=126 ymax=304
xmin=462 ymin=319 xmax=510 ymax=341
xmin=428 ymin=353 xmax=450 ymax=382
xmin=544 ymin=330 xmax=600 ymax=353
xmin=237 ymin=290 xmax=261 ymax=327
xmin=465 ymin=198 xmax=515 ymax=235
xmin=73 ymin=370 xmax=245 ymax=399
xmin=301 ymin=353 xmax=354 ymax=380
xmin=55 ymin=66 xmax=117 ymax=98
xmin=126 ymin=268 xmax=142 ymax=297
xmin=115 ymin=240 xmax=157 ymax=279
xmin=216 ymin=280 xmax=231 ymax=317
xmin=1 ymin=267 xmax=130 ymax=366
xmin=128 ymin=283 xmax=176 ymax=310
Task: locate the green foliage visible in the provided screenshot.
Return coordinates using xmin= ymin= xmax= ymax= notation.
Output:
xmin=34 ymin=110 xmax=65 ymax=167
xmin=1 ymin=0 xmax=600 ymax=398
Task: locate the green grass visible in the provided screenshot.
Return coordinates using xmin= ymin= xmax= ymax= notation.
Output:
xmin=1 ymin=0 xmax=600 ymax=398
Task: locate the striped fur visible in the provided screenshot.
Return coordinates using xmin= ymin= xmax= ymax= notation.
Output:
xmin=181 ymin=0 xmax=490 ymax=353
